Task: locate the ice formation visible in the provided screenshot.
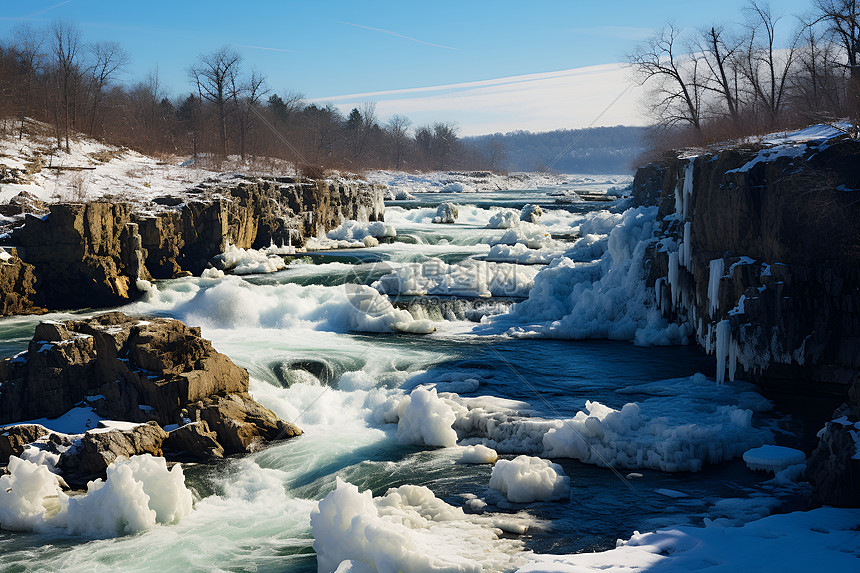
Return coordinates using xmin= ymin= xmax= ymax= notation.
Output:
xmin=742 ymin=445 xmax=806 ymax=473
xmin=519 ymin=507 xmax=860 ymax=572
xmin=310 ymin=478 xmax=526 ymax=573
xmin=486 ymin=210 xmax=520 ymax=229
xmin=0 ymin=454 xmax=192 ymax=536
xmin=396 ymin=387 xmax=458 ymax=447
xmin=507 ymin=206 xmax=690 ymax=345
xmin=520 ymin=204 xmax=543 ymax=223
xmin=433 ymin=202 xmax=458 ymax=224
xmin=374 ymin=258 xmax=538 ymax=298
xmin=345 ymin=285 xmax=435 ymax=334
xmin=488 ymin=455 xmax=570 ymax=503
xmin=212 ymin=242 xmax=291 ymax=275
xmin=457 ymin=444 xmax=498 ymax=464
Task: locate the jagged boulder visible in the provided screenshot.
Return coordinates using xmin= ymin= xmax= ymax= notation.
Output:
xmin=0 ymin=424 xmax=49 ymax=463
xmin=58 ymin=421 xmax=168 ymax=483
xmin=0 ymin=312 xmax=301 ymax=477
xmin=187 ymin=393 xmax=301 ymax=455
xmin=11 ymin=202 xmax=148 ymax=309
xmin=0 ymin=248 xmax=40 ymax=315
xmin=164 ymin=420 xmax=224 ymax=460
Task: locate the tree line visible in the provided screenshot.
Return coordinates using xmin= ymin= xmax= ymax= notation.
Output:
xmin=0 ymin=21 xmax=489 ymax=174
xmin=629 ymin=0 xmax=859 ymax=150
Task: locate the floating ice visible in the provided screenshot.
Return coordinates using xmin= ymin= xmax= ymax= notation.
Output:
xmin=489 ymin=455 xmax=570 ymax=503
xmin=457 ymin=444 xmax=498 ymax=464
xmin=327 ymin=220 xmax=396 ymax=241
xmin=538 ymin=374 xmax=772 ymax=472
xmin=310 ymin=478 xmax=526 ymax=573
xmin=742 ymin=445 xmax=806 ymax=473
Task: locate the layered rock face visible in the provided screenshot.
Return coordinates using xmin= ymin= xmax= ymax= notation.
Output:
xmin=0 ymin=176 xmax=385 ymax=312
xmin=632 ymin=133 xmax=860 ymax=506
xmin=634 ymin=138 xmax=860 ymax=392
xmin=0 ymin=312 xmax=301 ymax=484
xmin=0 ymin=247 xmax=40 ymax=315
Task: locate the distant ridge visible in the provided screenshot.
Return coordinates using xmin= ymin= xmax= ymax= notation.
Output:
xmin=467 ymin=126 xmax=646 ymax=174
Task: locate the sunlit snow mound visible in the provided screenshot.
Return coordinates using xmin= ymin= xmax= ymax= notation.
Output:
xmin=489 ymin=455 xmax=570 ymax=503
xmin=487 ymin=210 xmax=520 ymax=229
xmin=311 ymin=478 xmax=528 ymax=573
xmin=0 ymin=454 xmax=192 ymax=537
xmin=457 ymin=444 xmax=499 ymax=464
xmin=520 ymin=204 xmax=542 ymax=223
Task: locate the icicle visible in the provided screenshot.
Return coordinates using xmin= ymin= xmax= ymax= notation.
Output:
xmin=715 ymin=320 xmax=732 ymax=383
xmin=708 ymin=258 xmax=724 ymax=317
xmin=668 ymin=252 xmax=680 ymax=308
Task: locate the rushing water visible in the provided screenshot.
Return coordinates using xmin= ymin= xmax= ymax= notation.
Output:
xmin=0 ymin=182 xmax=814 ymax=572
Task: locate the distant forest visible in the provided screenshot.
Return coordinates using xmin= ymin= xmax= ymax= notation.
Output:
xmin=466 ymin=126 xmax=646 ymax=174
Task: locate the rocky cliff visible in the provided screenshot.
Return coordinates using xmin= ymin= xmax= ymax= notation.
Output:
xmin=631 ymin=125 xmax=860 ymax=506
xmin=0 ymin=176 xmax=385 ymax=313
xmin=0 ymin=312 xmax=301 ymax=485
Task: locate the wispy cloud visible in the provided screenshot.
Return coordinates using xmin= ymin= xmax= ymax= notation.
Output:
xmin=313 ymin=63 xmax=645 ymax=136
xmin=341 ymin=21 xmax=457 ymax=51
xmin=28 ymin=0 xmax=73 ymax=17
xmin=0 ymin=0 xmax=74 ymax=20
xmin=236 ymin=44 xmax=295 ymax=53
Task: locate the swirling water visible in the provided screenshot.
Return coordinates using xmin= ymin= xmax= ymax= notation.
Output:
xmin=0 ymin=184 xmax=815 ymax=572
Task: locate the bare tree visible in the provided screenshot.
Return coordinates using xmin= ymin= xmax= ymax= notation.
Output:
xmin=50 ymin=20 xmax=82 ymax=151
xmin=739 ymin=1 xmax=798 ymax=128
xmin=189 ymin=46 xmax=242 ymax=157
xmin=385 ymin=114 xmax=411 ymax=170
xmin=812 ymin=0 xmax=860 ymax=117
xmin=695 ymin=26 xmax=743 ymax=124
xmin=345 ymin=102 xmax=378 ymax=162
xmin=12 ymin=22 xmax=45 ymax=138
xmin=235 ymin=67 xmax=269 ymax=161
xmin=792 ymin=23 xmax=845 ymax=118
xmin=86 ymin=40 xmax=130 ymax=136
xmin=628 ymin=23 xmax=705 ymax=132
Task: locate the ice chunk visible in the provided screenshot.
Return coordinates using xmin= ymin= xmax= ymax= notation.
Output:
xmin=457 ymin=445 xmax=498 ymax=464
xmin=396 ymin=387 xmax=458 ymax=447
xmin=489 ymin=455 xmax=570 ymax=503
xmin=0 ymin=454 xmax=192 ymax=536
xmin=212 ymin=242 xmax=288 ymax=275
xmin=520 ymin=204 xmax=542 ymax=223
xmin=432 ymin=202 xmax=458 ymax=224
xmin=487 ymin=210 xmax=519 ymax=229
xmin=742 ymin=445 xmax=806 ymax=473
xmin=310 ymin=478 xmax=526 ymax=573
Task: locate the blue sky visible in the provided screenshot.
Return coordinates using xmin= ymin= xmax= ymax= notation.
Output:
xmin=1 ymin=0 xmax=813 ymax=134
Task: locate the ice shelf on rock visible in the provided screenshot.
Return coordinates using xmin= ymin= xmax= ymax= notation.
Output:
xmin=743 ymin=445 xmax=806 ymax=473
